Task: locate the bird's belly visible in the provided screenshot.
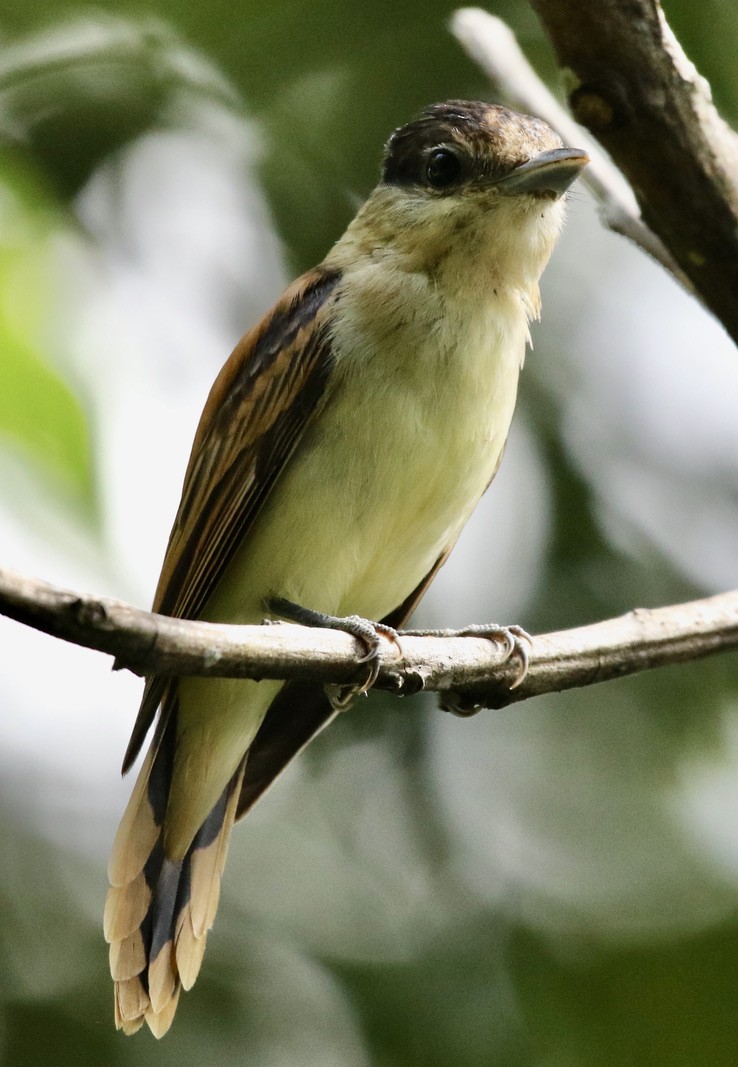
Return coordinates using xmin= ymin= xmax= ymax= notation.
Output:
xmin=341 ymin=403 xmax=509 ymax=620
xmin=205 ymin=325 xmax=523 ymax=627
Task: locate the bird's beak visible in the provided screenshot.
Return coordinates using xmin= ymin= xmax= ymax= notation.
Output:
xmin=497 ymin=147 xmax=589 ymax=198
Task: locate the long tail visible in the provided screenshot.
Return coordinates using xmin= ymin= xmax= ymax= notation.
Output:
xmin=104 ymin=712 xmax=246 ymax=1038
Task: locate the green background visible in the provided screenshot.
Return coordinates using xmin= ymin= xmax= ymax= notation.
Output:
xmin=1 ymin=1 xmax=738 ymax=1064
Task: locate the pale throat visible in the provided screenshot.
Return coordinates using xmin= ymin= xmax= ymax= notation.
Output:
xmin=330 ymin=184 xmax=564 ymax=326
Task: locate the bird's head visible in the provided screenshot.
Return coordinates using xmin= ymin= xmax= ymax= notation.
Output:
xmin=382 ymin=99 xmax=586 ymax=203
xmin=336 ymin=100 xmax=588 ymax=309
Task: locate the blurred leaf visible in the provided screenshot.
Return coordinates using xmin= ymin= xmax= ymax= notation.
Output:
xmin=0 ymin=16 xmax=238 ymax=198
xmin=512 ymin=922 xmax=738 ymax=1067
xmin=335 ymin=915 xmax=530 ymax=1067
xmin=0 ymin=150 xmax=93 ymax=508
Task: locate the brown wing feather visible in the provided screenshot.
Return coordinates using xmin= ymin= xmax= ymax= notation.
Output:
xmin=122 ymin=265 xmax=342 ymax=773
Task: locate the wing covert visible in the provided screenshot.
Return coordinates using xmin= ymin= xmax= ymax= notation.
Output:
xmin=122 ymin=265 xmax=342 ymax=772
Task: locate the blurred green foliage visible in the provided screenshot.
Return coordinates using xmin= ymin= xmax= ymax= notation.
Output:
xmin=0 ymin=150 xmax=93 ymax=508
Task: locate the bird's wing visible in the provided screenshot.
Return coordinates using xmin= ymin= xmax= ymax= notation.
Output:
xmin=122 ymin=265 xmax=342 ymax=772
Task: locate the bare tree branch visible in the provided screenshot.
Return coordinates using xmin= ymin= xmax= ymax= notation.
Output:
xmin=1 ymin=565 xmax=736 ymax=711
xmin=526 ymin=0 xmax=738 ymax=347
xmin=450 ymin=8 xmax=696 ymax=297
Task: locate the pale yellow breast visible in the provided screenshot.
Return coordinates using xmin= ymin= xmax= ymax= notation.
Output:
xmin=206 ymin=259 xmax=528 ymax=627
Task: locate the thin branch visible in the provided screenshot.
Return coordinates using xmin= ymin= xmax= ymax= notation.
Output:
xmin=1 ymin=565 xmax=736 ymax=711
xmin=450 ymin=8 xmax=696 ymax=296
xmin=527 ymin=0 xmax=738 ymax=347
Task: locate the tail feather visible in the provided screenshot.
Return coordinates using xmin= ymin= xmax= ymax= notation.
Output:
xmin=174 ymin=904 xmax=207 ymax=990
xmin=108 ymin=742 xmax=160 ymax=889
xmin=148 ymin=940 xmax=177 ymax=1015
xmin=146 ymin=985 xmax=181 ymax=1039
xmin=115 ymin=976 xmax=148 ymax=1032
xmin=103 ymin=871 xmax=150 ymax=944
xmin=109 ymin=928 xmax=146 ymax=982
xmin=105 ymin=715 xmax=246 ymax=1038
xmin=188 ymin=767 xmax=241 ymax=937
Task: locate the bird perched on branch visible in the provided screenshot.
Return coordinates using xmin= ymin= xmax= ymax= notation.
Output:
xmin=105 ymin=99 xmax=587 ymax=1036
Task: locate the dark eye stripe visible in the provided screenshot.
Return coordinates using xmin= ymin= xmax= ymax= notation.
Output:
xmin=381 ymin=100 xmax=563 ymax=192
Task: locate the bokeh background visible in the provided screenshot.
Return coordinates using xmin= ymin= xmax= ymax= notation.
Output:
xmin=1 ymin=1 xmax=738 ymax=1064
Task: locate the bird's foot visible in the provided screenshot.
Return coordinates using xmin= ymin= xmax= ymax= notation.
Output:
xmin=264 ymin=596 xmax=399 ymax=711
xmin=400 ymin=621 xmax=532 ymax=714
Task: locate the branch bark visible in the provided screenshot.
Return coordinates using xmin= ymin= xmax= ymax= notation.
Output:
xmin=1 ymin=565 xmax=736 ymax=711
xmin=528 ymin=0 xmax=738 ymax=347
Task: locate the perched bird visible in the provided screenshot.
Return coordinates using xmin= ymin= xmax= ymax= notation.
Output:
xmin=105 ymin=100 xmax=587 ymax=1036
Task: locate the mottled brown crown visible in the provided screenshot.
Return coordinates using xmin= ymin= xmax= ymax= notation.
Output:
xmin=382 ymin=100 xmax=563 ymax=193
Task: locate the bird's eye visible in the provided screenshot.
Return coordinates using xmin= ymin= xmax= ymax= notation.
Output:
xmin=425 ymin=148 xmax=462 ymax=189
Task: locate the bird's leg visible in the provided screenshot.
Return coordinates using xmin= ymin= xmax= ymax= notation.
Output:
xmin=263 ymin=596 xmax=400 ymax=710
xmin=399 ymin=621 xmax=532 ymax=711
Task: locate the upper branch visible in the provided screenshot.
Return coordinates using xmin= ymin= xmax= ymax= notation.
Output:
xmin=450 ymin=8 xmax=695 ymax=295
xmin=529 ymin=0 xmax=738 ymax=346
xmin=1 ymin=565 xmax=736 ymax=711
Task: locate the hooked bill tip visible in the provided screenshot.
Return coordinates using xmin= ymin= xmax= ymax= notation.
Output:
xmin=497 ymin=147 xmax=589 ymax=197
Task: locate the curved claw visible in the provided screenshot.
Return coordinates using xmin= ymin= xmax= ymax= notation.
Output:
xmin=453 ymin=623 xmax=531 ymax=687
xmin=356 ymin=642 xmax=381 ymax=667
xmin=330 ymin=621 xmax=399 ymax=708
xmin=508 ymin=633 xmax=531 ymax=689
xmin=326 ymin=646 xmax=382 ymax=711
xmin=340 ymin=618 xmax=389 ymax=694
xmin=354 ymin=624 xmax=402 ymax=696
xmin=355 ymin=622 xmax=400 ymax=662
xmin=401 ymin=621 xmax=533 ymax=690
xmin=326 ymin=683 xmax=362 ymax=712
xmin=440 ymin=691 xmax=483 ymax=717
xmin=265 ymin=599 xmax=398 ymax=710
